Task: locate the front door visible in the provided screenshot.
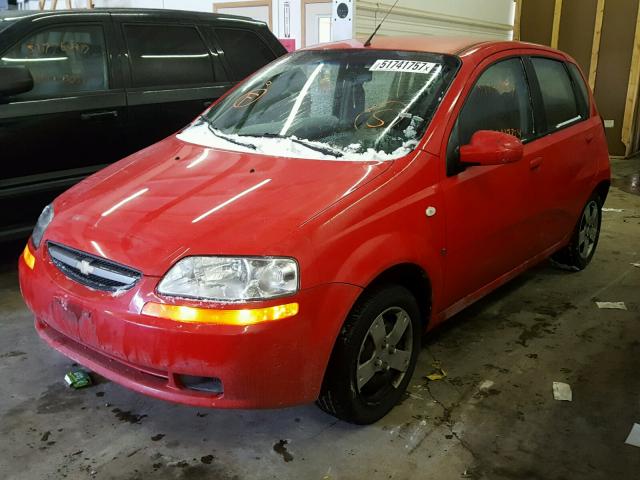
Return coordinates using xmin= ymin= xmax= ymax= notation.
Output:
xmin=441 ymin=56 xmax=539 ymax=308
xmin=0 ymin=14 xmax=126 ymax=238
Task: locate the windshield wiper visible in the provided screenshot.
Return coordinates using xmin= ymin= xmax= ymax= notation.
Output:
xmin=260 ymin=133 xmax=344 ymax=158
xmin=205 ymin=121 xmax=257 ymax=150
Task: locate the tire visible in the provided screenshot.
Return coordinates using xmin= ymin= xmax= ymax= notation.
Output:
xmin=316 ymin=285 xmax=421 ymax=424
xmin=551 ymin=192 xmax=603 ymax=270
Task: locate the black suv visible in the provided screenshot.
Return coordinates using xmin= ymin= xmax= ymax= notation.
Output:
xmin=0 ymin=9 xmax=286 ymax=240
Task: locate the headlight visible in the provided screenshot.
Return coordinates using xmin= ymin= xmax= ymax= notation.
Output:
xmin=157 ymin=256 xmax=299 ymax=301
xmin=32 ymin=204 xmax=54 ymax=249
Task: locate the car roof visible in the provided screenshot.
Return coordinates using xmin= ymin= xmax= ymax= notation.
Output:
xmin=304 ymin=36 xmax=567 ymax=60
xmin=0 ymin=8 xmax=266 ymax=26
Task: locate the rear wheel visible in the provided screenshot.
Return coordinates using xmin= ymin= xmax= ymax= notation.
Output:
xmin=551 ymin=192 xmax=602 ymax=270
xmin=316 ymin=285 xmax=421 ymax=424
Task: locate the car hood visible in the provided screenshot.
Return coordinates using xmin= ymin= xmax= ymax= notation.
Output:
xmin=47 ymin=136 xmax=391 ymax=276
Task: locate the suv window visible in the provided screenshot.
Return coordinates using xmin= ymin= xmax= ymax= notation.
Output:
xmin=214 ymin=28 xmax=275 ymax=80
xmin=566 ymin=62 xmax=590 ymax=119
xmin=531 ymin=57 xmax=581 ymax=130
xmin=447 ymin=57 xmax=533 ymax=174
xmin=0 ymin=24 xmax=108 ymax=99
xmin=124 ymin=24 xmax=214 ymax=88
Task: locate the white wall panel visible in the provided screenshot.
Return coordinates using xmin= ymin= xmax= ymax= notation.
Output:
xmin=355 ymin=0 xmax=515 ymax=41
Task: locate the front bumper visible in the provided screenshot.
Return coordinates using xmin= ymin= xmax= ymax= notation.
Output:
xmin=18 ymin=244 xmax=361 ymax=408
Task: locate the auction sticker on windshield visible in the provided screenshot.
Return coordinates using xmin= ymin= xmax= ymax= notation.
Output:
xmin=369 ymin=59 xmax=438 ymax=74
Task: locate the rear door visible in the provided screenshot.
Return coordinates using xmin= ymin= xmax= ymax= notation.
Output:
xmin=113 ymin=13 xmax=233 ymax=154
xmin=0 ymin=13 xmax=126 ymax=239
xmin=440 ymin=56 xmax=539 ymax=308
xmin=523 ymin=54 xmax=600 ymax=251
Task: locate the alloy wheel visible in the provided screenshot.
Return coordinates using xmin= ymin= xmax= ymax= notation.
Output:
xmin=578 ymin=200 xmax=599 ymax=259
xmin=356 ymin=306 xmax=413 ymax=400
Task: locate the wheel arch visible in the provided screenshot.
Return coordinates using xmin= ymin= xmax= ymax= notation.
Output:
xmin=594 ymin=179 xmax=611 ymax=204
xmin=355 ymin=263 xmax=433 ymax=331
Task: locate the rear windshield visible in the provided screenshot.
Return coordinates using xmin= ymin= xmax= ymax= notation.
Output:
xmin=179 ymin=49 xmax=459 ymax=161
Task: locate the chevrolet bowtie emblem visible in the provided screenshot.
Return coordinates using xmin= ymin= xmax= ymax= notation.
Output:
xmin=77 ymin=259 xmax=94 ymax=276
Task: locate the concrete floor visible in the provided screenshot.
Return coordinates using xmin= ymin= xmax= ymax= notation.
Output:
xmin=1 ymin=158 xmax=639 ymax=480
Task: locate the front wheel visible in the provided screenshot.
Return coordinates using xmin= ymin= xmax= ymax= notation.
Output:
xmin=551 ymin=192 xmax=602 ymax=270
xmin=316 ymin=285 xmax=421 ymax=424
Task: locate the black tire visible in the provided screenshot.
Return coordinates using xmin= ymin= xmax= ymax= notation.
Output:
xmin=316 ymin=285 xmax=421 ymax=424
xmin=551 ymin=192 xmax=603 ymax=270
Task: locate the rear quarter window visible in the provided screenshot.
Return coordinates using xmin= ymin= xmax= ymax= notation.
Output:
xmin=566 ymin=62 xmax=590 ymax=119
xmin=531 ymin=57 xmax=581 ymax=131
xmin=214 ymin=28 xmax=276 ymax=81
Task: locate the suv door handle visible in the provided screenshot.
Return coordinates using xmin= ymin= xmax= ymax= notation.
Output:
xmin=585 ymin=133 xmax=594 ymax=143
xmin=81 ymin=110 xmax=118 ymax=121
xmin=529 ymin=157 xmax=543 ymax=170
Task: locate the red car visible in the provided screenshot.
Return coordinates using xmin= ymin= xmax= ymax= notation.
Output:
xmin=19 ymin=36 xmax=610 ymax=424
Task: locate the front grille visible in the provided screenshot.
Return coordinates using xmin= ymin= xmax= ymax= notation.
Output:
xmin=47 ymin=242 xmax=141 ymax=292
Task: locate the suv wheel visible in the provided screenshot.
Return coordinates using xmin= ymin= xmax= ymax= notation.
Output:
xmin=316 ymin=285 xmax=421 ymax=424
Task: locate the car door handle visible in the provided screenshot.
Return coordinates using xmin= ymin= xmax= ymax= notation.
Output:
xmin=529 ymin=157 xmax=543 ymax=170
xmin=81 ymin=110 xmax=118 ymax=121
xmin=585 ymin=133 xmax=594 ymax=143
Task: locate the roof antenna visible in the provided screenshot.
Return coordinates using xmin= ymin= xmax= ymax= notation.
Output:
xmin=364 ymin=0 xmax=400 ymax=47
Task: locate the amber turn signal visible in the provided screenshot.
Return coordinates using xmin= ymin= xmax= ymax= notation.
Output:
xmin=22 ymin=244 xmax=35 ymax=270
xmin=141 ymin=301 xmax=299 ymax=325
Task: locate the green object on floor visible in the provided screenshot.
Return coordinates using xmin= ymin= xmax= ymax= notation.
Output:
xmin=64 ymin=371 xmax=92 ymax=389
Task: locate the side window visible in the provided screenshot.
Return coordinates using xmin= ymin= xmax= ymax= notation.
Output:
xmin=214 ymin=28 xmax=276 ymax=81
xmin=0 ymin=25 xmax=108 ymax=99
xmin=124 ymin=24 xmax=214 ymax=88
xmin=531 ymin=57 xmax=580 ymax=130
xmin=447 ymin=58 xmax=533 ymax=174
xmin=566 ymin=62 xmax=590 ymax=119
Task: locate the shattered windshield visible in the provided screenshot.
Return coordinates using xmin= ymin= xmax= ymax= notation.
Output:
xmin=178 ymin=49 xmax=459 ymax=161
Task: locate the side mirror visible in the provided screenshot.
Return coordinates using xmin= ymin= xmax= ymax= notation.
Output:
xmin=0 ymin=66 xmax=34 ymax=98
xmin=459 ymin=130 xmax=524 ymax=166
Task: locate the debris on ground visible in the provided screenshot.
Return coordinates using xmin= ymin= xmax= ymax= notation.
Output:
xmin=552 ymin=382 xmax=572 ymax=401
xmin=625 ymin=423 xmax=640 ymax=447
xmin=478 ymin=380 xmax=495 ymax=391
xmin=632 ymin=263 xmax=640 ymax=268
xmin=425 ymin=361 xmax=447 ymax=381
xmin=64 ymin=371 xmax=93 ymax=389
xmin=273 ymin=439 xmax=293 ymax=462
xmin=595 ymin=301 xmax=628 ymax=310
xmin=602 ymin=208 xmax=625 ymax=212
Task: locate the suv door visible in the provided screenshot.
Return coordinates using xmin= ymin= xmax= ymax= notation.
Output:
xmin=524 ymin=55 xmax=601 ymax=251
xmin=114 ymin=15 xmax=233 ymax=153
xmin=441 ymin=56 xmax=539 ymax=308
xmin=0 ymin=13 xmax=126 ymax=240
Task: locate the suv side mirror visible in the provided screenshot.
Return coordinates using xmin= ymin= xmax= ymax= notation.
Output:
xmin=459 ymin=130 xmax=524 ymax=166
xmin=0 ymin=66 xmax=34 ymax=98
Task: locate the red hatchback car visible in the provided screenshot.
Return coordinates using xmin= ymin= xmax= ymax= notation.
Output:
xmin=19 ymin=36 xmax=610 ymax=424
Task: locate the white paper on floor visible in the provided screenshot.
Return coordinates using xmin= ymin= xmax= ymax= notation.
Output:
xmin=478 ymin=380 xmax=495 ymax=391
xmin=602 ymin=208 xmax=625 ymax=212
xmin=553 ymin=382 xmax=573 ymax=401
xmin=596 ymin=301 xmax=628 ymax=310
xmin=625 ymin=424 xmax=640 ymax=447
